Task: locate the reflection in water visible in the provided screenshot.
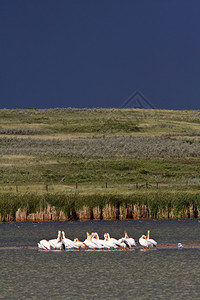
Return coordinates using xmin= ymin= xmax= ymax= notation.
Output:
xmin=0 ymin=220 xmax=200 ymax=299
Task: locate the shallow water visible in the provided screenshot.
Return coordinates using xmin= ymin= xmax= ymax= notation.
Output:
xmin=0 ymin=219 xmax=200 ymax=299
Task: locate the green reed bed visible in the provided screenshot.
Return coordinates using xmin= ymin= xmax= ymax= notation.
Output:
xmin=0 ymin=190 xmax=199 ymax=221
xmin=0 ymin=193 xmax=45 ymax=220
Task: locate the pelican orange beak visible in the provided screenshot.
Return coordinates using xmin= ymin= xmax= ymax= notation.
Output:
xmin=125 ymin=231 xmax=129 ymax=238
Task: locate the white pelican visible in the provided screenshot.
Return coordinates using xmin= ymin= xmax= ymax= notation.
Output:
xmin=62 ymin=231 xmax=77 ymax=250
xmin=83 ymin=232 xmax=99 ymax=249
xmin=104 ymin=233 xmax=121 ymax=249
xmin=119 ymin=237 xmax=132 ymax=248
xmin=92 ymin=232 xmax=109 ymax=249
xmin=37 ymin=239 xmax=51 ymax=250
xmin=73 ymin=238 xmax=85 ymax=249
xmin=139 ymin=234 xmax=149 ymax=249
xmin=147 ymin=230 xmax=157 ymax=248
xmin=117 ymin=237 xmax=127 ymax=248
xmin=124 ymin=232 xmax=136 ymax=247
xmin=83 ymin=232 xmax=91 ymax=248
xmin=90 ymin=232 xmax=105 ymax=249
xmin=106 ymin=233 xmax=121 ymax=245
xmin=49 ymin=230 xmax=63 ymax=250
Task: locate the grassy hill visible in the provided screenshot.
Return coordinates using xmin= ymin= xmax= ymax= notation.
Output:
xmin=0 ymin=108 xmax=200 ymax=220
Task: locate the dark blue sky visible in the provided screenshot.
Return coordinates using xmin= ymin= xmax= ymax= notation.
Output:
xmin=1 ymin=0 xmax=200 ymax=110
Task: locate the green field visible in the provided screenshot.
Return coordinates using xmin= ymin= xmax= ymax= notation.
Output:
xmin=0 ymin=108 xmax=200 ymax=220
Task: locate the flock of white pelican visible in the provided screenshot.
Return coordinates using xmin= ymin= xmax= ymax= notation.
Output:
xmin=38 ymin=230 xmax=157 ymax=250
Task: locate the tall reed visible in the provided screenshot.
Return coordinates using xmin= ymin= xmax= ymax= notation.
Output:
xmin=0 ymin=191 xmax=199 ymax=221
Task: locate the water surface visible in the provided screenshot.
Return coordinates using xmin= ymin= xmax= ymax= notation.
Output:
xmin=0 ymin=219 xmax=200 ymax=299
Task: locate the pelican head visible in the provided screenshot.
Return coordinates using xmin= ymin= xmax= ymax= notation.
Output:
xmin=74 ymin=238 xmax=80 ymax=242
xmin=141 ymin=234 xmax=147 ymax=239
xmin=61 ymin=231 xmax=65 ymax=239
xmin=106 ymin=233 xmax=111 ymax=239
xmin=91 ymin=232 xmax=96 ymax=239
xmin=93 ymin=232 xmax=99 ymax=240
xmin=104 ymin=233 xmax=108 ymax=241
xmin=124 ymin=231 xmax=129 ymax=238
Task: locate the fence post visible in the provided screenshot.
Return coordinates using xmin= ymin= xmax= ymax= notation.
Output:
xmin=146 ymin=182 xmax=148 ymax=189
xmin=156 ymin=182 xmax=159 ymax=189
xmin=136 ymin=183 xmax=138 ymax=189
xmin=16 ymin=186 xmax=18 ymax=193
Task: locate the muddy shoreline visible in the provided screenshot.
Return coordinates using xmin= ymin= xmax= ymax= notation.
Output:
xmin=0 ymin=243 xmax=200 ymax=251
